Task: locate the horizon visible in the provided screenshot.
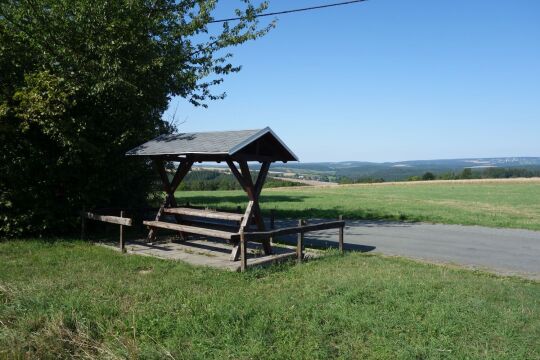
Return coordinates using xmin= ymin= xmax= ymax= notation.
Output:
xmin=163 ymin=0 xmax=540 ymax=163
xmin=290 ymin=155 xmax=540 ymax=165
xmin=192 ymin=155 xmax=540 ymax=166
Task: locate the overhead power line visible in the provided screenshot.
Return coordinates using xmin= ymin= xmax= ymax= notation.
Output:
xmin=209 ymin=0 xmax=367 ymax=24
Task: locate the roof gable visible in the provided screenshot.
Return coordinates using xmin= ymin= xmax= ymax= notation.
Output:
xmin=126 ymin=127 xmax=298 ymax=162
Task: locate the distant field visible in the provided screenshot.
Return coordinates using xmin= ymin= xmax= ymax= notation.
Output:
xmin=178 ymin=178 xmax=540 ymax=231
xmin=1 ymin=241 xmax=539 ymax=358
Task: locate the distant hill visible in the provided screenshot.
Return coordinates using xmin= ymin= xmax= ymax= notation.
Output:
xmin=267 ymin=157 xmax=540 ymax=182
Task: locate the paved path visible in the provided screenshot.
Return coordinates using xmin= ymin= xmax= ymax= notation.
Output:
xmin=275 ymin=219 xmax=540 ymax=280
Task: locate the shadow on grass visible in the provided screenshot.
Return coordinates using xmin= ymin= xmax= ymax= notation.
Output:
xmin=272 ymin=234 xmax=376 ymax=253
xmin=179 ymin=194 xmax=309 ymax=205
xmin=179 ymin=193 xmax=419 ymax=224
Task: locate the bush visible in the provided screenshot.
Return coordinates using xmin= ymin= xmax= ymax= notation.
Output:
xmin=421 ymin=172 xmax=436 ymax=181
xmin=0 ymin=0 xmax=271 ymax=237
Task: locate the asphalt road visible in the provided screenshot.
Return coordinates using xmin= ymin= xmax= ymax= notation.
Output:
xmin=275 ymin=219 xmax=540 ymax=280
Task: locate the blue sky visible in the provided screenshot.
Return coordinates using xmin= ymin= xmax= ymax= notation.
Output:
xmin=164 ymin=0 xmax=540 ymax=162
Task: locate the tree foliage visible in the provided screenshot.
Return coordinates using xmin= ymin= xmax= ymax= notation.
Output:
xmin=0 ymin=0 xmax=273 ymax=236
xmin=177 ymin=170 xmax=305 ymax=191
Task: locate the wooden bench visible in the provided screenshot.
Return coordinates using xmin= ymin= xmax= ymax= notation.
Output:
xmin=163 ymin=207 xmax=244 ymax=222
xmin=143 ymin=220 xmax=240 ymax=241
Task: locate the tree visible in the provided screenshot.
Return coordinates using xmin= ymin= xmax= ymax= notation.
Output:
xmin=421 ymin=172 xmax=436 ymax=181
xmin=0 ymin=0 xmax=273 ymax=237
xmin=460 ymin=168 xmax=473 ymax=179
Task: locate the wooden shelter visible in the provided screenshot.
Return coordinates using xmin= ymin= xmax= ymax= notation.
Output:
xmin=126 ymin=127 xmax=298 ymax=261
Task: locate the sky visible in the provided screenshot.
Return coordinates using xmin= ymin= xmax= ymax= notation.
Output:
xmin=163 ymin=0 xmax=540 ymax=163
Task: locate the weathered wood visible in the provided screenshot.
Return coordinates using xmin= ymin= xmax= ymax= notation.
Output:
xmin=170 ymin=160 xmax=194 ymax=192
xmin=238 ymin=161 xmax=256 ymax=200
xmin=239 ymin=201 xmax=255 ymax=229
xmin=163 ymin=207 xmax=243 ymax=221
xmin=83 ymin=212 xmax=132 ymax=226
xmin=252 ymin=202 xmax=272 ymax=254
xmin=147 ymin=204 xmax=165 ymax=241
xmin=238 ymin=161 xmax=272 ymax=255
xmin=175 ymin=218 xmax=240 ymax=233
xmin=150 ymin=160 xmax=193 ymax=241
xmin=226 ymin=160 xmax=249 ymax=190
xmin=120 ymin=211 xmax=126 ymax=253
xmin=154 ymin=159 xmax=173 ymax=197
xmin=151 ymin=156 xmax=274 ymax=262
xmin=240 ymin=230 xmax=247 ymax=272
xmin=144 ymin=220 xmax=239 ymax=240
xmin=230 ymin=200 xmax=255 ymax=261
xmin=270 ymin=209 xmax=275 ymax=230
xmin=254 ymin=161 xmax=271 ymax=197
xmin=243 ymin=220 xmax=345 ymax=241
xmin=297 ymin=219 xmax=305 ymax=263
xmin=168 ymin=160 xmax=194 ymax=227
xmin=339 ymin=215 xmax=344 ymax=254
xmin=154 ymin=159 xmax=192 ymax=208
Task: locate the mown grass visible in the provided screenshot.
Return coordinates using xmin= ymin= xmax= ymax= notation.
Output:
xmin=1 ymin=240 xmax=539 ymax=359
xmin=177 ymin=181 xmax=540 ymax=230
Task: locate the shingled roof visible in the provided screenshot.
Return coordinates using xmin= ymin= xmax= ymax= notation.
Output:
xmin=126 ymin=127 xmax=298 ymax=162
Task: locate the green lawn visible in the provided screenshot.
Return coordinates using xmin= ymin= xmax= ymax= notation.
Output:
xmin=177 ymin=180 xmax=540 ymax=231
xmin=1 ymin=241 xmax=539 ymax=359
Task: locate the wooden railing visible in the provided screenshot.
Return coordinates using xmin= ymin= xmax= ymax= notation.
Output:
xmin=239 ymin=216 xmax=345 ymax=272
xmin=81 ymin=210 xmax=132 ymax=253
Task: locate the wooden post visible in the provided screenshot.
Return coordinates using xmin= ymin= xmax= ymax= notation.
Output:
xmin=338 ymin=215 xmax=344 ymax=254
xmin=81 ymin=206 xmax=86 ymax=241
xmin=240 ymin=230 xmax=247 ymax=272
xmin=227 ymin=160 xmax=272 ymax=260
xmin=297 ymin=219 xmax=304 ymax=263
xmin=120 ymin=211 xmax=126 ymax=253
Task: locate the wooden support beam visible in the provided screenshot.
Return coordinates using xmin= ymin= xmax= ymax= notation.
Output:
xmin=147 ymin=204 xmax=164 ymax=242
xmin=226 ymin=160 xmax=249 ymax=190
xmin=154 ymin=159 xmax=193 ymax=208
xmin=154 ymin=159 xmax=172 ymax=195
xmin=149 ymin=159 xmax=193 ymax=242
xmin=252 ymin=202 xmax=272 ymax=254
xmin=238 ymin=161 xmax=255 ymax=200
xmin=230 ymin=200 xmax=254 ymax=261
xmin=170 ymin=160 xmax=194 ymax=193
xmin=227 ymin=160 xmax=273 ymax=260
xmin=338 ymin=215 xmax=344 ymax=254
xmin=240 ymin=230 xmax=247 ymax=272
xmin=254 ymin=161 xmax=271 ymax=197
xmin=297 ymin=219 xmax=305 ymax=263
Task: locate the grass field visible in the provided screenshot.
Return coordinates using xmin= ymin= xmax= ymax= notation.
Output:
xmin=177 ymin=179 xmax=540 ymax=231
xmin=1 ymin=240 xmax=539 ymax=359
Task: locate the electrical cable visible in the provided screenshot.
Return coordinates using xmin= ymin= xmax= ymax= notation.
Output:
xmin=209 ymin=0 xmax=367 ymax=23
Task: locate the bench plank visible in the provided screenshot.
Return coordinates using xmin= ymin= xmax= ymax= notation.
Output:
xmin=163 ymin=207 xmax=243 ymax=222
xmin=143 ymin=220 xmax=239 ymax=240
